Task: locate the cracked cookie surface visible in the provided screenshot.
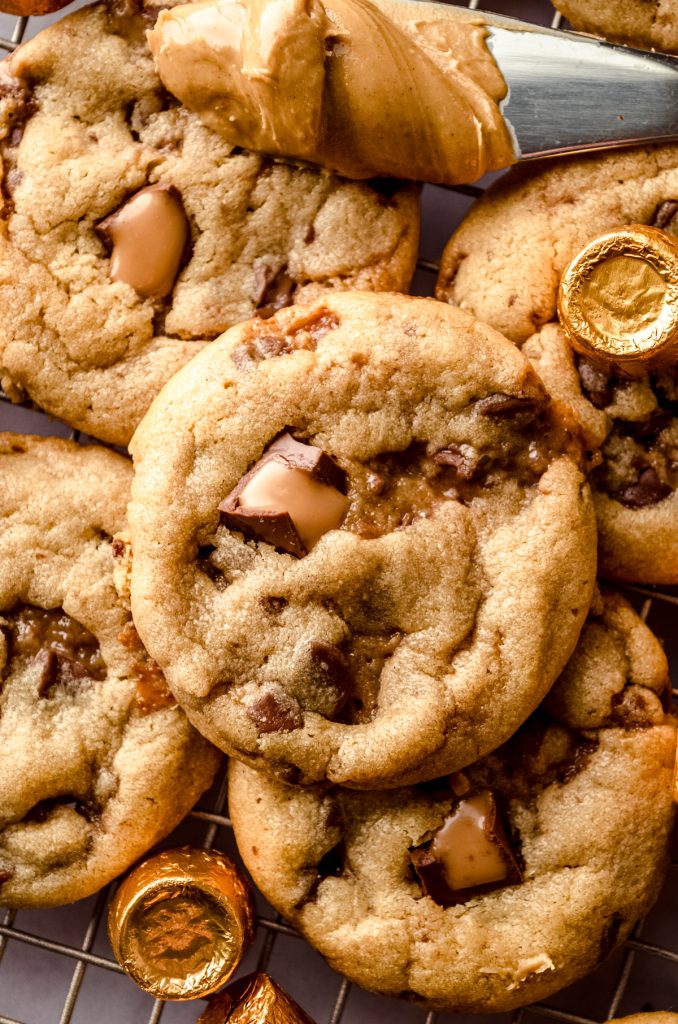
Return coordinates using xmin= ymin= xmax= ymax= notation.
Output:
xmin=228 ymin=590 xmax=675 ymax=1012
xmin=0 ymin=434 xmax=221 ymax=907
xmin=436 ymin=146 xmax=678 ymax=582
xmin=129 ymin=291 xmax=596 ymax=789
xmin=551 ymin=0 xmax=678 ymax=53
xmin=0 ymin=0 xmax=418 ymax=447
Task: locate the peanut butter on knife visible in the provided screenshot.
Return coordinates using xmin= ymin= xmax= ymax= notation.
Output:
xmin=147 ymin=0 xmax=515 ymax=185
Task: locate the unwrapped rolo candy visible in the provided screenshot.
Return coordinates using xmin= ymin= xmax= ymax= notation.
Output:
xmin=108 ymin=847 xmax=255 ymax=1000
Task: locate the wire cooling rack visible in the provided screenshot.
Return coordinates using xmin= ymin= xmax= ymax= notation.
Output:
xmin=1 ymin=0 xmax=678 ymax=1020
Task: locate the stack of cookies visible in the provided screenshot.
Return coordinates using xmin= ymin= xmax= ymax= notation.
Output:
xmin=0 ymin=0 xmax=676 ymax=1017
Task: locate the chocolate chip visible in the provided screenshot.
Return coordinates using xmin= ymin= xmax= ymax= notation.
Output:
xmin=624 ymin=410 xmax=673 ymax=442
xmin=197 ymin=545 xmax=227 ymax=590
xmin=246 ymin=690 xmax=303 ymax=733
xmin=409 ymin=789 xmax=522 ymax=907
xmin=0 ymin=866 xmax=14 ymax=885
xmin=576 ymin=355 xmax=614 ymax=409
xmin=112 ymin=537 xmax=127 ymax=557
xmin=5 ymin=606 xmax=106 ymax=696
xmin=256 ymin=266 xmax=296 ymax=320
xmin=616 ymin=467 xmax=672 ymax=508
xmin=307 ymin=642 xmax=350 ymax=715
xmin=261 ymin=595 xmax=288 ymax=615
xmin=475 ymin=393 xmax=540 ymax=418
xmin=651 ymin=199 xmax=678 ymax=232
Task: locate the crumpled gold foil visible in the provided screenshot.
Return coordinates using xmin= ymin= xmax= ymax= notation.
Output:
xmin=557 ymin=224 xmax=678 ymax=368
xmin=198 ymin=973 xmax=317 ymax=1024
xmin=108 ymin=847 xmax=255 ymax=1000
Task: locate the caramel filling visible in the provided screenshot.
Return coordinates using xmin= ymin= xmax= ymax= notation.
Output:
xmin=432 ymin=790 xmax=510 ymax=890
xmin=238 ymin=461 xmax=348 ymax=551
xmin=98 ymin=184 xmax=189 ymax=298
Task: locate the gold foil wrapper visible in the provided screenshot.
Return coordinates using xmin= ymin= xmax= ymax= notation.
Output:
xmin=108 ymin=847 xmax=255 ymax=1000
xmin=198 ymin=973 xmax=317 ymax=1024
xmin=557 ymin=224 xmax=678 ymax=368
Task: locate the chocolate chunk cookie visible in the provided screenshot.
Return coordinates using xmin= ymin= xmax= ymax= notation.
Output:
xmin=0 ymin=434 xmax=221 ymax=907
xmin=436 ymin=146 xmax=678 ymax=582
xmin=129 ymin=291 xmax=596 ymax=788
xmin=524 ymin=324 xmax=678 ymax=582
xmin=0 ymin=0 xmax=418 ymax=447
xmin=228 ymin=590 xmax=675 ymax=1012
xmin=552 ymin=0 xmax=678 ymax=54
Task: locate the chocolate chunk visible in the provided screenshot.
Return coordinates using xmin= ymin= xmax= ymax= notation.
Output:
xmin=268 ymin=434 xmax=347 ymax=493
xmin=255 ymin=265 xmax=296 ymax=319
xmin=616 ymin=467 xmax=672 ymax=508
xmin=96 ymin=183 xmax=189 ymax=298
xmin=307 ymin=642 xmax=350 ymax=716
xmin=475 ymin=393 xmax=539 ymax=418
xmin=576 ymin=355 xmax=614 ymax=409
xmin=409 ymin=789 xmax=521 ymax=907
xmin=247 ymin=690 xmax=303 ymax=733
xmin=261 ymin=595 xmax=288 ymax=614
xmin=231 ymin=333 xmax=289 ymax=369
xmin=624 ymin=410 xmax=673 ymax=442
xmin=651 ymin=199 xmax=678 ymax=232
xmin=219 ymin=434 xmax=348 ymax=557
xmin=0 ymin=865 xmax=14 ymax=885
xmin=434 ymin=444 xmax=486 ymax=481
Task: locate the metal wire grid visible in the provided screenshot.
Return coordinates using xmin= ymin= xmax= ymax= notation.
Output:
xmin=0 ymin=0 xmax=677 ymax=1021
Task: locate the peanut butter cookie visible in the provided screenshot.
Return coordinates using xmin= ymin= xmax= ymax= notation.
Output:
xmin=552 ymin=0 xmax=677 ymax=54
xmin=228 ymin=590 xmax=675 ymax=1013
xmin=0 ymin=0 xmax=418 ymax=447
xmin=436 ymin=146 xmax=678 ymax=582
xmin=129 ymin=291 xmax=596 ymax=789
xmin=0 ymin=434 xmax=221 ymax=907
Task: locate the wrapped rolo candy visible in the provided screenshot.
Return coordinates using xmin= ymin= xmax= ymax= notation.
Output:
xmin=198 ymin=973 xmax=317 ymax=1024
xmin=108 ymin=847 xmax=255 ymax=999
xmin=557 ymin=224 xmax=678 ymax=370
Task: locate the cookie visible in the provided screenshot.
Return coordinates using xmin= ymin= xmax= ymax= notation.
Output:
xmin=552 ymin=0 xmax=678 ymax=54
xmin=436 ymin=146 xmax=678 ymax=583
xmin=129 ymin=290 xmax=596 ymax=789
xmin=228 ymin=590 xmax=675 ymax=1013
xmin=0 ymin=0 xmax=419 ymax=447
xmin=0 ymin=434 xmax=221 ymax=907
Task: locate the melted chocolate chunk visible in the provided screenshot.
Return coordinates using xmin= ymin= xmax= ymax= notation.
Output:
xmin=255 ymin=265 xmax=296 ymax=319
xmin=219 ymin=434 xmax=348 ymax=557
xmin=651 ymin=199 xmax=678 ymax=232
xmin=409 ymin=789 xmax=521 ymax=907
xmin=475 ymin=392 xmax=540 ymax=419
xmin=616 ymin=467 xmax=672 ymax=508
xmin=230 ymin=311 xmax=338 ymax=369
xmin=434 ymin=444 xmax=487 ymax=481
xmin=307 ymin=642 xmax=351 ymax=716
xmin=247 ymin=690 xmax=303 ymax=733
xmin=4 ymin=605 xmax=105 ymax=695
xmin=576 ymin=355 xmax=615 ymax=409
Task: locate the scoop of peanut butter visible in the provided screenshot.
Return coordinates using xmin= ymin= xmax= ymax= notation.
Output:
xmin=147 ymin=0 xmax=516 ymax=186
